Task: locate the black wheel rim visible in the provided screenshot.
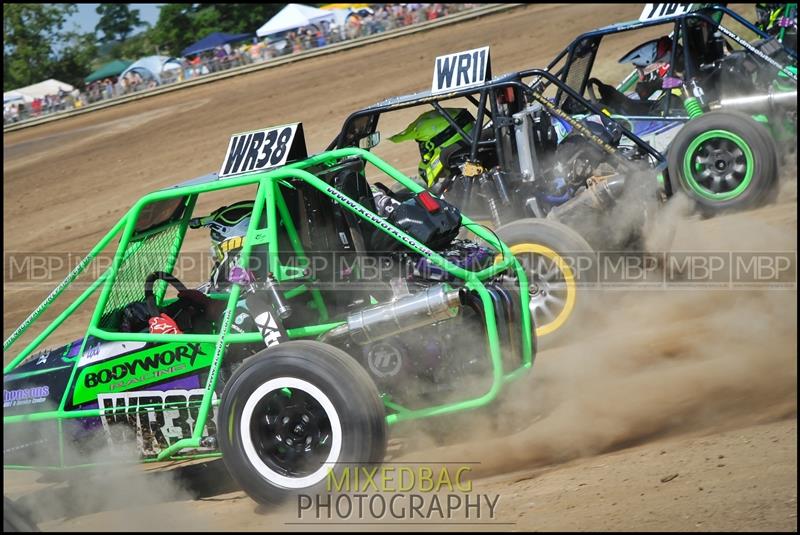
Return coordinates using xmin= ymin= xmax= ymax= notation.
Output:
xmin=249 ymin=387 xmax=332 ymax=478
xmin=689 ymin=136 xmax=749 ymax=196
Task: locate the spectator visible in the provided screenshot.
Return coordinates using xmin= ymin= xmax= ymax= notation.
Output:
xmin=266 ymin=40 xmax=281 ymax=59
xmin=248 ymin=42 xmax=262 ymax=62
xmin=57 ymin=87 xmax=67 ymax=110
xmin=414 ymin=6 xmax=426 ymax=24
xmin=288 ymin=32 xmax=302 ymax=53
xmin=4 ymin=104 xmax=19 ymax=124
xmin=0 ymin=3 xmax=481 ymax=121
xmin=300 ymin=28 xmax=312 ymax=50
xmin=103 ymin=78 xmax=113 ymax=99
xmin=188 ymin=55 xmax=202 ymax=78
xmin=347 ymin=15 xmax=362 ymax=39
xmin=176 ymin=59 xmax=187 ymax=82
xmin=363 ymin=12 xmax=375 ymax=35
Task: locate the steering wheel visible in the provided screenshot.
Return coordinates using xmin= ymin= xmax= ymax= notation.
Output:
xmin=144 ymin=271 xmax=209 ymax=317
xmin=586 ymin=77 xmax=613 ymax=108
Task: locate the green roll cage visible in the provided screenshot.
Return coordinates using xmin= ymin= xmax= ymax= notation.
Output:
xmin=3 ymin=147 xmax=534 ymax=470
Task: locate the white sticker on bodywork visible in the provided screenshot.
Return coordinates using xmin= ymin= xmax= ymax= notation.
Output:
xmin=639 ymin=4 xmax=694 ymax=22
xmin=78 ymin=341 xmax=147 ymax=367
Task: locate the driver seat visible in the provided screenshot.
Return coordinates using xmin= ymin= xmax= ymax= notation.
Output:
xmin=589 ymin=79 xmax=657 ymax=116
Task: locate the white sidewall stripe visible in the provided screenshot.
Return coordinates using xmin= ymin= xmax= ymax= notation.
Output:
xmin=240 ymin=377 xmax=343 ymax=489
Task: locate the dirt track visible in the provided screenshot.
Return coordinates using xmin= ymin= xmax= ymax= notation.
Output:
xmin=3 ymin=3 xmax=796 ymax=531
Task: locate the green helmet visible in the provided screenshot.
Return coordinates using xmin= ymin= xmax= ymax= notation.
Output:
xmin=389 ymin=108 xmax=474 ymax=186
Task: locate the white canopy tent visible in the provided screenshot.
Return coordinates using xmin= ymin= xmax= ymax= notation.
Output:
xmin=3 ymin=91 xmax=33 ymax=105
xmin=328 ymin=8 xmax=351 ymax=28
xmin=256 ymin=3 xmax=337 ymax=38
xmin=12 ymin=79 xmax=74 ymax=100
xmin=119 ymin=55 xmax=183 ymax=85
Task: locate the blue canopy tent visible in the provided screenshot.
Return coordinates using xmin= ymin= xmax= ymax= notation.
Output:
xmin=181 ymin=32 xmax=253 ymax=57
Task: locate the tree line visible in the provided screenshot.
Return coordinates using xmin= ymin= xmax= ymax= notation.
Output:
xmin=3 ymin=3 xmax=284 ymax=91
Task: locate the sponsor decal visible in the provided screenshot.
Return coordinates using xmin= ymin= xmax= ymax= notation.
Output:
xmin=73 ymin=342 xmax=215 ymax=405
xmin=431 ymin=46 xmax=491 ymax=95
xmin=35 ymin=349 xmax=51 ymax=366
xmin=78 ymin=340 xmax=147 ymax=368
xmin=254 ymin=310 xmax=284 ymax=348
xmin=639 ymin=4 xmax=694 ymax=22
xmin=99 ymin=389 xmax=218 ymax=457
xmin=219 ymin=123 xmax=308 ymax=178
xmin=716 ymin=24 xmax=797 ymax=81
xmin=4 ymin=438 xmax=50 ymax=455
xmin=367 ymin=343 xmax=403 ymax=378
xmin=220 ymin=236 xmax=244 ymax=253
xmin=3 ymin=386 xmax=50 ymax=408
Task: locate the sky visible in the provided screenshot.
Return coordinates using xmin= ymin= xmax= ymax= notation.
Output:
xmin=65 ymin=4 xmax=164 ymax=35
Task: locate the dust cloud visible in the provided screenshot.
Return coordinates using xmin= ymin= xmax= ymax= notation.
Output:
xmin=394 ymin=165 xmax=797 ymax=481
xmin=4 ymin=407 xmax=232 ymax=531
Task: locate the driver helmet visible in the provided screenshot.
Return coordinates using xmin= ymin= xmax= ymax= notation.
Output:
xmin=389 ymin=108 xmax=474 ymax=187
xmin=755 ymin=3 xmax=787 ymax=33
xmin=190 ymin=200 xmax=254 ymax=287
xmin=619 ymin=35 xmax=675 ymax=80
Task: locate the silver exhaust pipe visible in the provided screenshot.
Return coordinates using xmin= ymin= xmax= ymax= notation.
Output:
xmin=713 ymin=89 xmax=797 ymax=113
xmin=322 ymin=284 xmax=461 ymax=345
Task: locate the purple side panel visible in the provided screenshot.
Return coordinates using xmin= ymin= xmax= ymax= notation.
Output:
xmin=72 ymin=374 xmax=203 ymax=431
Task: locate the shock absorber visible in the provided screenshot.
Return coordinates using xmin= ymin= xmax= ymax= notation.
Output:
xmin=492 ymin=167 xmax=512 ymax=207
xmin=478 ymin=173 xmax=502 ymax=227
xmin=682 ymin=79 xmax=705 ymax=119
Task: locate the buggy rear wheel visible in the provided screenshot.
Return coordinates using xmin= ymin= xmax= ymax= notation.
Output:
xmin=667 ymin=110 xmax=778 ymax=213
xmin=495 ymin=219 xmax=594 ymax=348
xmin=219 ymin=341 xmax=387 ymax=505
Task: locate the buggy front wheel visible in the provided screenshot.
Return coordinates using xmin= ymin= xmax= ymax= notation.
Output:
xmin=219 ymin=341 xmax=387 ymax=505
xmin=667 ymin=110 xmax=778 ymax=213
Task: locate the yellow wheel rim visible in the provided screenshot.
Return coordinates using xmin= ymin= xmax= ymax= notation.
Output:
xmin=496 ymin=243 xmax=577 ymax=337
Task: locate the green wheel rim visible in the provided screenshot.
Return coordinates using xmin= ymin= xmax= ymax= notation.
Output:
xmin=682 ymin=129 xmax=754 ymax=201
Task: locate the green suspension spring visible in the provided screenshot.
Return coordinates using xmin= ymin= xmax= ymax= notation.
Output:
xmin=684 ymin=96 xmax=704 ymax=119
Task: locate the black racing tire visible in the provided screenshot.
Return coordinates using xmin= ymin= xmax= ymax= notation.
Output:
xmin=3 ymin=497 xmax=39 ymax=532
xmin=667 ymin=110 xmax=778 ymax=214
xmin=218 ymin=341 xmax=387 ymax=505
xmin=495 ymin=218 xmax=595 ymax=348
